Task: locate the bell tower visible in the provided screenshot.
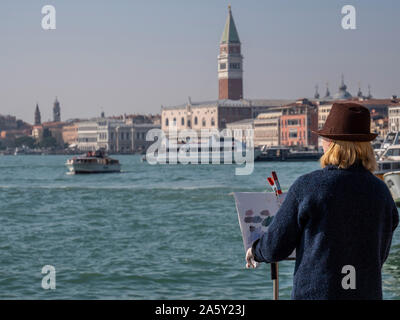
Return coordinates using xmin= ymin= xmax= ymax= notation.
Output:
xmin=53 ymin=97 xmax=61 ymax=122
xmin=218 ymin=5 xmax=243 ymax=100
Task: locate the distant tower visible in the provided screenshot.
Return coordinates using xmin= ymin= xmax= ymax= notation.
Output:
xmin=314 ymin=85 xmax=320 ymax=99
xmin=357 ymin=82 xmax=363 ymax=98
xmin=324 ymin=82 xmax=331 ymax=99
xmin=53 ymin=97 xmax=61 ymax=122
xmin=218 ymin=5 xmax=243 ymax=100
xmin=34 ymin=103 xmax=41 ymax=125
xmin=367 ymin=85 xmax=373 ymax=99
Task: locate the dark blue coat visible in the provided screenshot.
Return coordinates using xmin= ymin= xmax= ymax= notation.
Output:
xmin=252 ymin=162 xmax=399 ymax=300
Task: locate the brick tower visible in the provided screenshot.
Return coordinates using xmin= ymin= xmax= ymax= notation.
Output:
xmin=53 ymin=97 xmax=61 ymax=122
xmin=218 ymin=5 xmax=243 ymax=100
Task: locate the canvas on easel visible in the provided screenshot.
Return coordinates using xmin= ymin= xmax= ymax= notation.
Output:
xmin=233 ymin=192 xmax=295 ymax=259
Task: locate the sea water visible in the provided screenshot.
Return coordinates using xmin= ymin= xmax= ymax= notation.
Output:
xmin=0 ymin=155 xmax=399 ymax=299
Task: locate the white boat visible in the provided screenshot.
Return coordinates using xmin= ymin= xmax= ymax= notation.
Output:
xmin=383 ymin=171 xmax=400 ymax=206
xmin=374 ymin=159 xmax=400 ymax=180
xmin=144 ymin=136 xmax=259 ymax=164
xmin=373 ymin=136 xmax=400 ymax=179
xmin=66 ymin=149 xmax=121 ymax=174
xmin=375 ymin=132 xmax=400 ymax=159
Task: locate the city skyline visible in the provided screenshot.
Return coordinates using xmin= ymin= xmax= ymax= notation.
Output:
xmin=1 ymin=0 xmax=400 ymax=123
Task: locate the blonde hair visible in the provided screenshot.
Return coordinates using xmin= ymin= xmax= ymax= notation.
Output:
xmin=320 ymin=140 xmax=377 ymax=172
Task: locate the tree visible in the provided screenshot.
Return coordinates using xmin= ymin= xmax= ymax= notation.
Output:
xmin=38 ymin=136 xmax=58 ymax=149
xmin=15 ymin=136 xmax=36 ymax=148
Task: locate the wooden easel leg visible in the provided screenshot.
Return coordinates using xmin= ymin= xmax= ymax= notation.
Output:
xmin=271 ymin=263 xmax=279 ymax=300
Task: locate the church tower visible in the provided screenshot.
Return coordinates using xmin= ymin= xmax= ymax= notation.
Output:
xmin=53 ymin=97 xmax=61 ymax=122
xmin=218 ymin=5 xmax=243 ymax=100
xmin=34 ymin=103 xmax=41 ymax=125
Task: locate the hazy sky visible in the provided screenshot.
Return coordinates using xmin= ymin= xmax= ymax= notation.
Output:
xmin=1 ymin=0 xmax=399 ymax=123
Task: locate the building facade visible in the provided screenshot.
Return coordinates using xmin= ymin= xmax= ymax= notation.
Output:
xmin=253 ymin=110 xmax=282 ymax=147
xmin=280 ymin=99 xmax=318 ymax=148
xmin=225 ymin=118 xmax=254 ymax=143
xmin=77 ymin=118 xmax=160 ymax=153
xmin=388 ymin=104 xmax=400 ymax=132
xmin=62 ymin=123 xmax=78 ymax=146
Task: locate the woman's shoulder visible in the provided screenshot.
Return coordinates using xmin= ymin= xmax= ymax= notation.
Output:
xmin=291 ymin=166 xmax=392 ymax=201
xmin=289 ymin=169 xmax=326 ymax=193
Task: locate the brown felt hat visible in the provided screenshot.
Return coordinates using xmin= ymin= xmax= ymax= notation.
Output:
xmin=312 ymin=102 xmax=378 ymax=141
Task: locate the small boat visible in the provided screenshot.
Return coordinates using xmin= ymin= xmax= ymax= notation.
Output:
xmin=255 ymin=146 xmax=322 ymax=161
xmin=66 ymin=149 xmax=121 ymax=174
xmin=383 ymin=171 xmax=400 ymax=206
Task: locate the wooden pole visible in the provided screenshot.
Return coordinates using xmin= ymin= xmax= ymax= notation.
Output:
xmin=271 ymin=263 xmax=279 ymax=300
xmin=268 ymin=171 xmax=282 ymax=300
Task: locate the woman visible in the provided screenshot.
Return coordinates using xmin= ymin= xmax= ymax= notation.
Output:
xmin=246 ymin=102 xmax=399 ymax=300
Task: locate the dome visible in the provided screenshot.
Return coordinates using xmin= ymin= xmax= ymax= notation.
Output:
xmin=333 ymin=75 xmax=352 ymax=100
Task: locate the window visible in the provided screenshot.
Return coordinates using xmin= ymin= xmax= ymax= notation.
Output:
xmin=211 ymin=118 xmax=215 ymax=126
xmin=229 ymin=63 xmax=240 ymax=69
xmin=289 ymin=129 xmax=297 ymax=138
xmin=220 ymin=63 xmax=226 ymax=70
xmin=287 ymin=119 xmax=299 ymax=126
xmin=165 ymin=118 xmax=169 ymax=126
xmin=194 ymin=117 xmax=198 ymax=125
xmin=202 ymin=118 xmax=206 ymax=127
xmin=173 ymin=118 xmax=176 ymax=126
xmin=181 ymin=117 xmax=185 ymax=126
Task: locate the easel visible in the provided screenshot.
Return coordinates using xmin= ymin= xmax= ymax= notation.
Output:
xmin=271 ymin=262 xmax=279 ymax=300
xmin=267 ymin=171 xmax=282 ymax=300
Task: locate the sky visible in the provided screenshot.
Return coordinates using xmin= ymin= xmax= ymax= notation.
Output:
xmin=1 ymin=0 xmax=399 ymax=123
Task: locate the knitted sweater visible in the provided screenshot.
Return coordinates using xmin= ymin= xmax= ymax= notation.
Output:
xmin=252 ymin=162 xmax=399 ymax=300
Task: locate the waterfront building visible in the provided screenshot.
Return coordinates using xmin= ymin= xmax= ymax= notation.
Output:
xmin=225 ymin=118 xmax=254 ymax=143
xmin=34 ymin=104 xmax=41 ymax=125
xmin=77 ymin=118 xmax=160 ymax=153
xmin=161 ymin=99 xmax=291 ymax=140
xmin=53 ymin=97 xmax=61 ymax=122
xmin=77 ymin=120 xmax=99 ymax=151
xmin=62 ymin=123 xmax=78 ymax=146
xmin=31 ymin=125 xmax=43 ymax=141
xmin=280 ymin=99 xmax=318 ymax=148
xmin=388 ymin=102 xmax=400 ymax=132
xmin=253 ymin=109 xmax=282 ymax=147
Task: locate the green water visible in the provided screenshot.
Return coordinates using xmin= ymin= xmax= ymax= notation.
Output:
xmin=0 ymin=155 xmax=399 ymax=299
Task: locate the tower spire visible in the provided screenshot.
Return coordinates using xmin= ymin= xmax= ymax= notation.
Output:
xmin=357 ymin=81 xmax=363 ymax=98
xmin=34 ymin=103 xmax=41 ymax=125
xmin=220 ymin=5 xmax=240 ymax=44
xmin=314 ymin=85 xmax=320 ymax=99
xmin=367 ymin=84 xmax=372 ymax=99
xmin=324 ymin=82 xmax=331 ymax=99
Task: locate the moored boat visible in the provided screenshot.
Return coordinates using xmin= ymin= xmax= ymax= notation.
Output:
xmin=255 ymin=146 xmax=322 ymax=161
xmin=383 ymin=171 xmax=400 ymax=206
xmin=66 ymin=149 xmax=121 ymax=174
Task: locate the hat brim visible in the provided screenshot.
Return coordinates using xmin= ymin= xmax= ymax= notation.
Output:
xmin=311 ymin=130 xmax=378 ymax=142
